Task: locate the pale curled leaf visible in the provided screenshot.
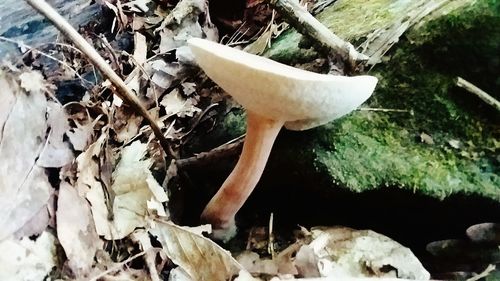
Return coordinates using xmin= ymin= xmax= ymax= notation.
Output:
xmin=295 ymin=227 xmax=430 ymax=280
xmin=0 ymin=231 xmax=56 ymax=281
xmin=19 ymin=70 xmax=46 ymax=93
xmin=160 ymin=88 xmax=201 ymax=117
xmin=38 ymin=101 xmax=74 ymax=168
xmin=89 ymin=141 xmax=168 ymax=240
xmin=57 ymin=182 xmax=102 ymax=277
xmin=150 ymin=221 xmax=242 ymax=281
xmin=0 ymin=71 xmax=53 ymax=240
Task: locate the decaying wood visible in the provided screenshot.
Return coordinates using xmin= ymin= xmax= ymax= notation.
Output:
xmin=25 ymin=0 xmax=176 ymax=158
xmin=0 ymin=0 xmax=98 ymax=57
xmin=267 ymin=0 xmax=368 ymax=72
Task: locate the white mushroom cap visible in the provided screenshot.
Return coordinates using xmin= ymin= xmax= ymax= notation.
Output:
xmin=188 ymin=38 xmax=378 ymax=130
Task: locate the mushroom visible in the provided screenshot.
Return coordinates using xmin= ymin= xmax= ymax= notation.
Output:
xmin=188 ymin=38 xmax=378 ymax=241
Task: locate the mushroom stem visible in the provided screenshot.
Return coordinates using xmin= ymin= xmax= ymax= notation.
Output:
xmin=201 ymin=111 xmax=284 ymax=238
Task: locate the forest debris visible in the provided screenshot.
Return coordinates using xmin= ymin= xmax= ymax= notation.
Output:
xmin=243 ymin=11 xmax=287 ymax=55
xmin=157 ymin=0 xmax=211 ymax=52
xmin=176 ymin=136 xmax=245 ymax=169
xmin=160 ymin=88 xmax=201 ymax=117
xmin=131 ymin=230 xmax=162 ymax=281
xmin=0 ymin=71 xmax=53 ymax=240
xmin=419 ymin=132 xmax=434 ymax=145
xmin=113 ymin=107 xmax=144 ymax=143
xmin=150 ymin=220 xmax=243 ymax=281
xmin=57 ymin=182 xmax=102 ymax=277
xmin=294 ymin=227 xmax=430 ymax=279
xmin=360 ymin=0 xmax=463 ymax=66
xmin=456 ymin=77 xmax=500 ymax=112
xmin=88 ymin=141 xmax=168 ymax=240
xmin=0 ymin=231 xmax=56 ymax=281
xmin=267 ymin=0 xmax=368 ymax=72
xmin=26 ymin=0 xmax=174 ymax=157
xmin=65 ymin=104 xmax=97 ymax=151
xmin=467 ymin=264 xmax=496 ymax=281
xmin=38 ymin=101 xmax=74 ymax=167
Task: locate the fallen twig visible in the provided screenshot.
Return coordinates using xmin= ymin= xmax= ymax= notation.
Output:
xmin=25 ymin=0 xmax=176 ymax=158
xmin=88 ymin=251 xmax=147 ymax=281
xmin=456 ymin=77 xmax=500 ymax=112
xmin=176 ymin=135 xmax=245 ymax=169
xmin=359 ymin=107 xmax=414 ymax=115
xmin=466 ymin=264 xmax=496 ymax=281
xmin=267 ymin=0 xmax=368 ymax=72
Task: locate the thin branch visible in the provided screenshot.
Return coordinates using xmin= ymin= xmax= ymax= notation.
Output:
xmin=176 ymin=136 xmax=245 ymax=169
xmin=88 ymin=251 xmax=147 ymax=281
xmin=25 ymin=0 xmax=176 ymax=159
xmin=456 ymin=77 xmax=500 ymax=112
xmin=267 ymin=0 xmax=368 ymax=72
xmin=0 ymin=36 xmax=93 ymax=86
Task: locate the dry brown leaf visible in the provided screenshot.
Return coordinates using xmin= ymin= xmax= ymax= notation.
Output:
xmin=57 ymin=182 xmax=102 ymax=277
xmin=0 ymin=231 xmax=56 ymax=281
xmin=88 ymin=141 xmax=168 ymax=240
xmin=0 ymin=71 xmax=53 ymax=240
xmin=150 ymin=221 xmax=242 ymax=281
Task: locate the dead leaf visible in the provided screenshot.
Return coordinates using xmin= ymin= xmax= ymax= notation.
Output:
xmin=161 ymin=88 xmax=201 ymax=117
xmin=0 ymin=231 xmax=56 ymax=281
xmin=13 ymin=204 xmax=51 ymax=239
xmin=113 ymin=107 xmax=144 ymax=143
xmin=0 ymin=71 xmax=53 ymax=240
xmin=38 ymin=101 xmax=74 ymax=168
xmin=148 ymin=60 xmax=181 ymax=89
xmin=123 ymin=0 xmax=151 ymax=13
xmin=19 ymin=70 xmax=46 ymax=93
xmin=448 ymin=139 xmax=461 ymax=149
xmin=57 ymin=182 xmax=102 ymax=277
xmin=150 ymin=220 xmax=242 ymax=281
xmin=88 ymin=141 xmax=168 ymax=240
xmin=181 ymin=82 xmax=197 ymax=96
xmin=65 ymin=103 xmax=97 ymax=151
xmin=419 ymin=132 xmax=434 ymax=145
xmin=236 ymin=251 xmax=278 ymax=275
xmin=294 ymin=227 xmax=430 ymax=280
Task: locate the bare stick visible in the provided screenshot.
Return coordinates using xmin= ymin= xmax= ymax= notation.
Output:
xmin=176 ymin=137 xmax=245 ymax=169
xmin=25 ymin=0 xmax=176 ymax=158
xmin=267 ymin=0 xmax=368 ymax=71
xmin=456 ymin=77 xmax=500 ymax=112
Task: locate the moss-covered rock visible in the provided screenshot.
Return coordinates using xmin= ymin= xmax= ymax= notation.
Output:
xmin=187 ymin=0 xmax=499 ymax=202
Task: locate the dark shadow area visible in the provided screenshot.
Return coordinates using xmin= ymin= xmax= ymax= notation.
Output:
xmin=175 ymin=156 xmax=500 ymax=274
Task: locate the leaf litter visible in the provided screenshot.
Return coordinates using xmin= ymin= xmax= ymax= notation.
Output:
xmin=1 ymin=0 xmax=497 ymax=280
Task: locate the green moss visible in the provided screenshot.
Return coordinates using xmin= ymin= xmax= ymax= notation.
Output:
xmin=316 ymin=0 xmax=394 ymax=41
